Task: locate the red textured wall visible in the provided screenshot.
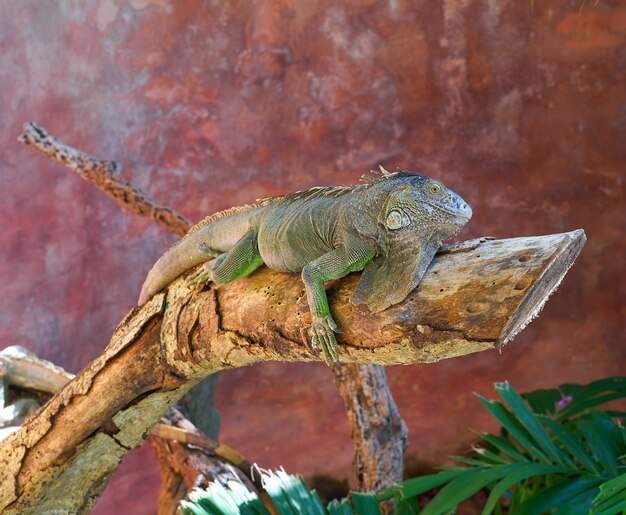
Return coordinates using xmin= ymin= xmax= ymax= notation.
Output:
xmin=1 ymin=1 xmax=624 ymax=513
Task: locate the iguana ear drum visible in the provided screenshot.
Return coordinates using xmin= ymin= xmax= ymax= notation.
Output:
xmin=385 ymin=209 xmax=411 ymax=230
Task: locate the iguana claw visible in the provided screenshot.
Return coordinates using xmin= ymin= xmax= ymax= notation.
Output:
xmin=187 ymin=262 xmax=213 ymax=285
xmin=310 ymin=315 xmax=340 ymax=364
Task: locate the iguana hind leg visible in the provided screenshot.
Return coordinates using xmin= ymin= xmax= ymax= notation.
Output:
xmin=301 ymin=241 xmax=376 ymax=364
xmin=188 ymin=231 xmax=264 ymax=285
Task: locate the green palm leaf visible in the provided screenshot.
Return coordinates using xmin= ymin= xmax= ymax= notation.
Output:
xmin=262 ymin=469 xmax=326 ymax=515
xmin=180 ymin=377 xmax=626 ymax=515
xmin=558 ymin=377 xmax=626 ymax=419
xmin=508 ymin=476 xmax=603 ymax=514
xmin=378 ymin=470 xmax=465 ymax=501
xmin=522 ymin=388 xmax=561 ymax=416
xmin=480 ymin=433 xmax=529 ymax=463
xmin=480 ymin=464 xmax=575 ymax=515
xmin=538 ymin=415 xmax=600 ymax=474
xmin=476 ymin=395 xmax=550 ymax=463
xmin=351 ymin=492 xmax=381 ymax=515
xmin=590 ymin=473 xmax=626 ymax=514
xmin=327 ymin=499 xmax=355 ymax=515
xmin=577 ymin=412 xmax=623 ymax=478
xmin=420 ymin=464 xmax=537 ymax=515
xmin=495 ymin=382 xmax=569 ymax=467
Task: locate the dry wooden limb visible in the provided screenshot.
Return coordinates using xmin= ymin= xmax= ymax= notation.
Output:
xmin=0 ymin=346 xmax=74 ymax=394
xmin=19 ymin=122 xmax=191 ymax=236
xmin=20 ymin=121 xmax=408 ymax=494
xmin=0 ymin=347 xmax=257 ymax=515
xmin=0 ymin=346 xmax=248 ymax=469
xmin=149 ymin=409 xmax=261 ymax=515
xmin=19 ymin=122 xmax=248 ymax=509
xmin=0 ymin=230 xmax=585 ymax=513
xmin=331 ymin=364 xmax=407 ymax=492
xmin=0 ymin=346 xmax=75 ymax=440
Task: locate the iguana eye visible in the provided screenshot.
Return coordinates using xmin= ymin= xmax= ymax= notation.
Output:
xmin=430 ymin=184 xmax=441 ymax=194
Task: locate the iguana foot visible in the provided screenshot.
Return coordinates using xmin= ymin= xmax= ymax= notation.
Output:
xmin=187 ymin=261 xmax=215 ymax=285
xmin=310 ymin=315 xmax=340 ymax=364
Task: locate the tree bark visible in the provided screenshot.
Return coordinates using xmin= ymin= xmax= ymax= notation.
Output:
xmin=149 ymin=409 xmax=258 ymax=515
xmin=0 ymin=347 xmax=258 ymax=515
xmin=19 ymin=121 xmax=412 ymax=495
xmin=19 ymin=122 xmax=191 ymax=236
xmin=332 ymin=364 xmax=407 ymax=491
xmin=0 ymin=230 xmax=585 ymax=513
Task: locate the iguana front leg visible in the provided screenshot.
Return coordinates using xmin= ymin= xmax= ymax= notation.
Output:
xmin=301 ymin=241 xmax=376 ymax=363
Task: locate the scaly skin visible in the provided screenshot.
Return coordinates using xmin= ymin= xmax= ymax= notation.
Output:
xmin=139 ymin=169 xmax=472 ymax=363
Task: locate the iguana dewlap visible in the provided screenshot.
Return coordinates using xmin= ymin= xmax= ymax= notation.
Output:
xmin=138 ymin=169 xmax=472 ymax=363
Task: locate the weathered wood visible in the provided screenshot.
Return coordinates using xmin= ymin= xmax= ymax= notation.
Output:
xmin=0 ymin=347 xmax=258 ymax=515
xmin=0 ymin=230 xmax=585 ymax=513
xmin=331 ymin=364 xmax=407 ymax=491
xmin=150 ymin=409 xmax=256 ymax=515
xmin=20 ymin=121 xmax=409 ymax=495
xmin=0 ymin=346 xmax=75 ymax=441
xmin=19 ymin=122 xmax=191 ymax=236
xmin=215 ymin=230 xmax=586 ymax=363
xmin=0 ymin=346 xmax=74 ymax=394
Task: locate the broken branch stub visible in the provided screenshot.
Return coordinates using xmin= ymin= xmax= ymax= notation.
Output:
xmin=0 ymin=230 xmax=585 ymax=513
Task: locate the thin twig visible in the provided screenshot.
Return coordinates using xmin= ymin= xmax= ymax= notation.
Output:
xmin=19 ymin=122 xmax=191 ymax=236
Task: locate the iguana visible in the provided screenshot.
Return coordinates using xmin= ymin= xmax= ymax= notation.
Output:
xmin=138 ymin=168 xmax=472 ymax=363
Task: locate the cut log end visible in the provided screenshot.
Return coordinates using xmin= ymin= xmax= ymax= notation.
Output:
xmin=498 ymin=229 xmax=586 ymax=347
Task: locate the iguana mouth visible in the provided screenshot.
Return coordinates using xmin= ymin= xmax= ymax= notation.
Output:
xmin=423 ymin=200 xmax=472 ymax=221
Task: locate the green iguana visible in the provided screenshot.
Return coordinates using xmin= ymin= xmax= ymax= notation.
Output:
xmin=138 ymin=168 xmax=472 ymax=363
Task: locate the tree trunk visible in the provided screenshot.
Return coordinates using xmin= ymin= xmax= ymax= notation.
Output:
xmin=150 ymin=409 xmax=255 ymax=515
xmin=332 ymin=364 xmax=407 ymax=491
xmin=0 ymin=230 xmax=585 ymax=513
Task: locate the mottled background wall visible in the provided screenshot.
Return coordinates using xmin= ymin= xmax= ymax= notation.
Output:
xmin=1 ymin=0 xmax=624 ymax=513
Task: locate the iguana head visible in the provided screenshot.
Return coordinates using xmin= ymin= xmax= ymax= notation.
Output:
xmin=352 ymin=170 xmax=472 ymax=313
xmin=382 ymin=171 xmax=472 ymax=238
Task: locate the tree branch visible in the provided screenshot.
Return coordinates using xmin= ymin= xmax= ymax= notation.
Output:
xmin=0 ymin=346 xmax=259 ymax=515
xmin=19 ymin=122 xmax=191 ymax=236
xmin=331 ymin=364 xmax=407 ymax=491
xmin=0 ymin=346 xmax=74 ymax=395
xmin=0 ymin=230 xmax=585 ymax=512
xmin=149 ymin=409 xmax=263 ymax=515
xmin=19 ymin=121 xmax=410 ymax=494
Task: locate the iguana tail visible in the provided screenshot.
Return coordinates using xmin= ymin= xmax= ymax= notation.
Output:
xmin=138 ymin=205 xmax=260 ymax=305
